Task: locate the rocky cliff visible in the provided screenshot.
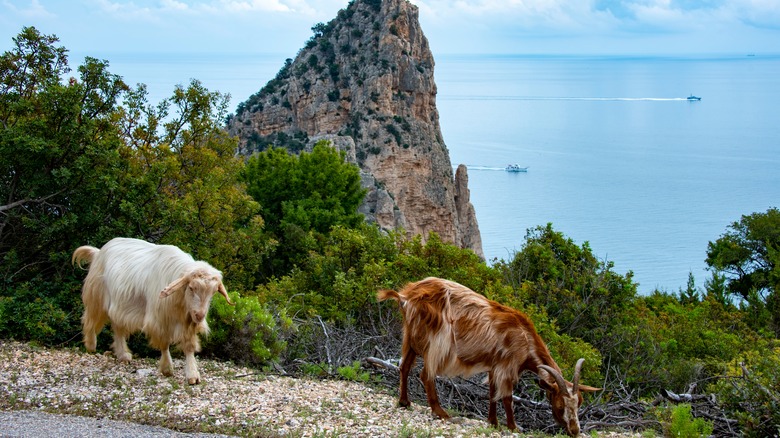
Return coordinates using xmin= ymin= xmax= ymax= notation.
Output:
xmin=228 ymin=0 xmax=483 ymax=258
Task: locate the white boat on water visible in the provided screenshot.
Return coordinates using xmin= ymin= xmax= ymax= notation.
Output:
xmin=505 ymin=164 xmax=528 ymax=172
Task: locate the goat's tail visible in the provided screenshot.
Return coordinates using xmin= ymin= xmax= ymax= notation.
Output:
xmin=377 ymin=288 xmax=405 ymax=316
xmin=377 ymin=288 xmax=400 ymax=303
xmin=72 ymin=245 xmax=99 ymax=269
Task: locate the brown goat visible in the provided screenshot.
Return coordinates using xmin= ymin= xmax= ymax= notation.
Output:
xmin=377 ymin=277 xmax=600 ymax=436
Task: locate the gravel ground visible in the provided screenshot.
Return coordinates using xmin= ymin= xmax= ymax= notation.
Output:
xmin=0 ymin=340 xmax=645 ymax=437
xmin=0 ymin=410 xmax=233 ymax=437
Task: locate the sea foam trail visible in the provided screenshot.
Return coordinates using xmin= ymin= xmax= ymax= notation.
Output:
xmin=462 ymin=165 xmax=507 ymax=171
xmin=440 ymin=96 xmax=688 ymax=101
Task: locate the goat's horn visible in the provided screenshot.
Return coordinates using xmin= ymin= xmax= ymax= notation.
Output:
xmin=572 ymin=358 xmax=585 ymax=395
xmin=218 ymin=282 xmax=234 ymax=305
xmin=539 ymin=365 xmax=569 ymax=395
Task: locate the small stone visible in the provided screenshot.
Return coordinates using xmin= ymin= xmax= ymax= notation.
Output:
xmin=135 ymin=368 xmax=155 ymax=377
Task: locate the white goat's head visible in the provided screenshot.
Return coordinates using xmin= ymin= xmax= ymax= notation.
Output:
xmin=159 ymin=268 xmax=233 ymax=324
xmin=538 ymin=359 xmax=600 ymax=437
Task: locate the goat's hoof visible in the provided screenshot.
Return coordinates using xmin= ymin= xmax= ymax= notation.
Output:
xmin=187 ymin=376 xmax=201 ymax=385
xmin=160 ymin=369 xmax=173 ymax=377
xmin=117 ymin=353 xmax=132 ymax=362
xmin=398 ymin=399 xmax=411 ymax=408
xmin=433 ymin=410 xmax=451 ymax=420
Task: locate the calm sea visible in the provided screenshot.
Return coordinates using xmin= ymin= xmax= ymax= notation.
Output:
xmin=86 ymin=51 xmax=780 ymax=293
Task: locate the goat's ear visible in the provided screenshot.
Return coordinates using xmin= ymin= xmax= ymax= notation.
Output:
xmin=577 ymin=384 xmax=601 ymax=392
xmin=538 ymin=365 xmax=569 ymax=394
xmin=538 ymin=377 xmax=554 ymax=391
xmin=160 ymin=275 xmax=189 ymax=298
xmin=217 ymin=282 xmax=234 ymax=305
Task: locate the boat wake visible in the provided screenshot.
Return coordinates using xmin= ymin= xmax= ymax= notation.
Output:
xmin=460 ymin=165 xmax=514 ymax=171
xmin=441 ymin=96 xmax=688 ymax=102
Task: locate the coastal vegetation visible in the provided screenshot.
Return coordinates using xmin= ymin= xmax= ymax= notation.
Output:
xmin=2 ymin=26 xmax=779 ymax=437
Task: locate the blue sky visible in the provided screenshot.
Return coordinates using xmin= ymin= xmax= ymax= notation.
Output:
xmin=1 ymin=0 xmax=779 ymax=57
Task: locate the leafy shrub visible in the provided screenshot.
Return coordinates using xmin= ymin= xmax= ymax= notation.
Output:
xmin=0 ymin=281 xmax=77 ymax=345
xmin=299 ymin=361 xmax=331 ymax=377
xmin=385 ymin=123 xmax=402 ymax=145
xmin=654 ymin=403 xmax=714 ymax=438
xmin=337 ymin=361 xmax=370 ymax=382
xmin=202 ymin=292 xmax=292 ymax=366
xmin=709 ymin=348 xmax=780 ymax=437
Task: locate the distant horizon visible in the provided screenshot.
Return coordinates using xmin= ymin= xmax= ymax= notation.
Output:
xmin=69 ymin=49 xmax=780 ymax=57
xmin=63 ymin=49 xmax=780 ymax=68
xmin=2 ymin=0 xmax=779 ymax=61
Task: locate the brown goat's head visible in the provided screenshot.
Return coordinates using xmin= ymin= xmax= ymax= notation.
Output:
xmin=538 ymin=359 xmax=600 ymax=437
xmin=160 ymin=268 xmax=234 ymax=324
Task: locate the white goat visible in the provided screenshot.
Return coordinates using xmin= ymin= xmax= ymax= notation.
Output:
xmin=72 ymin=237 xmax=233 ymax=384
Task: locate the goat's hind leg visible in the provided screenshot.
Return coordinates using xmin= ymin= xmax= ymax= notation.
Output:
xmin=398 ymin=339 xmax=417 ymax=407
xmin=81 ymin=302 xmax=108 ymax=352
xmin=420 ymin=365 xmax=450 ymax=420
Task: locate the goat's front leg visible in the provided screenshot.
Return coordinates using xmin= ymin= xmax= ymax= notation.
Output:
xmin=180 ymin=337 xmax=201 ymax=385
xmin=487 ymin=371 xmax=499 ymax=426
xmin=111 ymin=326 xmax=132 ymax=362
xmin=502 ymin=396 xmax=517 ymax=431
xmin=420 ymin=365 xmax=450 ymax=420
xmin=158 ymin=345 xmax=174 ymax=377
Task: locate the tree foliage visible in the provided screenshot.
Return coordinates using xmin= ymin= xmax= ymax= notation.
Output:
xmin=114 ymin=80 xmax=272 ymax=290
xmin=706 ymin=207 xmax=780 ymax=335
xmin=0 ymin=27 xmax=272 ymax=345
xmin=242 ymin=141 xmax=366 ymax=276
xmin=496 ymin=224 xmax=637 ymax=349
xmin=1 ymin=27 xmax=126 ymax=284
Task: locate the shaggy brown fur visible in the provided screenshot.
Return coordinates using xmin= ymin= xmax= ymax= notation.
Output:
xmin=378 ymin=277 xmax=599 ymax=436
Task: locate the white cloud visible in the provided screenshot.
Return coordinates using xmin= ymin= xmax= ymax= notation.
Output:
xmin=732 ymin=0 xmax=780 ymax=29
xmin=2 ymin=0 xmax=55 ymax=19
xmin=3 ymin=0 xmax=777 ymax=56
xmin=90 ymin=0 xmax=339 ymax=18
xmin=210 ymin=0 xmax=292 ymax=13
xmin=161 ymin=0 xmax=189 ymax=11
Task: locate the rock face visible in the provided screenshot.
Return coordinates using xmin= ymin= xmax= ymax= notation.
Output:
xmin=228 ymin=0 xmax=483 ymax=258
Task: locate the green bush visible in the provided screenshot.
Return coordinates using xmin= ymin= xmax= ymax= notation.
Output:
xmin=202 ymin=292 xmax=292 ymax=366
xmin=655 ymin=403 xmax=713 ymax=438
xmin=337 ymin=361 xmax=370 ymax=382
xmin=0 ymin=280 xmax=81 ymax=345
xmin=709 ymin=348 xmax=780 ymax=437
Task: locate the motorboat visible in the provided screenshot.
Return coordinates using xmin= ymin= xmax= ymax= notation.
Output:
xmin=505 ymin=164 xmax=528 ymax=172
